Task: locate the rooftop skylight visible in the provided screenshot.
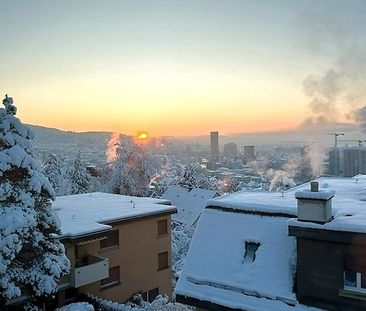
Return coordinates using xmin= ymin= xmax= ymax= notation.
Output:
xmin=243 ymin=241 xmax=260 ymax=263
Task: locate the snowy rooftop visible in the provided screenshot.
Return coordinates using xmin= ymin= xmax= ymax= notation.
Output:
xmin=53 ymin=192 xmax=176 ymax=238
xmin=162 ymin=185 xmax=218 ymax=226
xmin=207 ymin=176 xmax=366 ymax=233
xmin=176 ymin=176 xmax=366 ymax=310
xmin=175 ymin=208 xmax=320 ymax=310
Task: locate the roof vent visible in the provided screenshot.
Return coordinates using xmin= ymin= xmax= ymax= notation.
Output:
xmin=295 ymin=181 xmax=335 ymax=224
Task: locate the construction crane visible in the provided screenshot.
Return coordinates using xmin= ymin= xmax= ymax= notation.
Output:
xmin=338 ymin=139 xmax=366 ymax=147
xmin=331 ymin=133 xmax=344 ymax=148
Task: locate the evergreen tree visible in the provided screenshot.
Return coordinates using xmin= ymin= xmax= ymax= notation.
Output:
xmin=0 ymin=95 xmax=70 ymax=303
xmin=44 ymin=154 xmax=62 ymax=195
xmin=68 ymin=152 xmax=90 ymax=195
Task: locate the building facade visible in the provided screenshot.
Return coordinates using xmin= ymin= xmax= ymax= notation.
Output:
xmin=210 ymin=131 xmax=219 ymax=162
xmin=54 ymin=193 xmax=176 ymax=308
xmin=328 ymin=147 xmax=366 ymax=177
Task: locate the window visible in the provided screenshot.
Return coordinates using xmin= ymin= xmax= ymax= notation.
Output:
xmin=65 ymin=287 xmax=79 ymax=300
xmin=158 ymin=251 xmax=169 ymax=271
xmin=344 ymin=271 xmax=366 ymax=293
xmin=101 ymin=266 xmax=120 ymax=288
xmin=243 ymin=241 xmax=260 ymax=263
xmin=148 ymin=288 xmax=159 ymax=303
xmin=100 ymin=230 xmax=119 ymax=249
xmin=157 ymin=219 xmax=168 ymax=237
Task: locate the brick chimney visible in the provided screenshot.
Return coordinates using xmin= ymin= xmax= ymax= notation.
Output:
xmin=295 ymin=181 xmax=335 ymax=224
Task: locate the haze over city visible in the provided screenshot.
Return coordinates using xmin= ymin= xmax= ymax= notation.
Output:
xmin=2 ymin=0 xmax=366 ymax=137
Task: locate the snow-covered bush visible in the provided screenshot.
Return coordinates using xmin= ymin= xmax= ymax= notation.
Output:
xmin=56 ymin=302 xmax=94 ymax=311
xmin=90 ymin=293 xmax=192 ymax=311
xmin=0 ymin=95 xmax=70 ymax=302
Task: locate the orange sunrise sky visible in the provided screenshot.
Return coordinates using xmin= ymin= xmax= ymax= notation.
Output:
xmin=1 ymin=0 xmax=365 ymax=136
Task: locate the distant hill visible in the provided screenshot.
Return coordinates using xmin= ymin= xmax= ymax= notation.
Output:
xmin=27 ymin=124 xmax=129 ymax=165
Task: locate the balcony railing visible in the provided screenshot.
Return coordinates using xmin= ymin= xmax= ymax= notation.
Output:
xmin=70 ymin=255 xmax=109 ymax=288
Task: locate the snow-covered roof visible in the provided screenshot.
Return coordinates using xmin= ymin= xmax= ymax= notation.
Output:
xmin=176 ymin=176 xmax=366 ymax=310
xmin=162 ymin=185 xmax=218 ymax=227
xmin=53 ymin=192 xmax=176 ymax=238
xmin=175 ymin=208 xmax=319 ymax=310
xmin=207 ymin=176 xmax=366 ymax=233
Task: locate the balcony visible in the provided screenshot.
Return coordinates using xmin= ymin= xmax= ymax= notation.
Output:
xmin=70 ymin=255 xmax=109 ymax=288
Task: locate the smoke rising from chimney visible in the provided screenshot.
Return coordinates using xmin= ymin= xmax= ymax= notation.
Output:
xmin=300 ymin=6 xmax=366 ymax=131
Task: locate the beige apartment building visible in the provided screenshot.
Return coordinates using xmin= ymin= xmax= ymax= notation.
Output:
xmin=53 ymin=192 xmax=176 ymax=308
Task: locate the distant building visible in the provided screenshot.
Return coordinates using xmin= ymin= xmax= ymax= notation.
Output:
xmin=328 ymin=147 xmax=366 ymax=177
xmin=223 ymin=142 xmax=237 ymax=159
xmin=210 ymin=131 xmax=219 ymax=162
xmin=52 ymin=193 xmax=176 ymax=308
xmin=176 ymin=177 xmax=366 ymax=310
xmin=243 ymin=145 xmax=256 ymax=162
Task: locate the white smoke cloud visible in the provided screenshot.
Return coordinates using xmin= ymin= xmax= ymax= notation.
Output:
xmin=106 ymin=132 xmax=121 ymax=163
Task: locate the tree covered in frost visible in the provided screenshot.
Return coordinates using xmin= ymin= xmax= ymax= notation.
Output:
xmin=218 ymin=176 xmax=242 ymax=194
xmin=178 ymin=165 xmax=198 ymax=190
xmin=172 ymin=225 xmax=194 ymax=279
xmin=43 ymin=153 xmax=63 ymax=195
xmin=105 ymin=142 xmax=160 ymax=197
xmin=197 ymin=175 xmax=218 ymax=191
xmin=67 ymin=152 xmax=91 ymax=194
xmin=0 ymin=95 xmax=70 ymax=304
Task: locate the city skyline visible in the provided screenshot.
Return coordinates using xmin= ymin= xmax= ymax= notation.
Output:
xmin=1 ymin=0 xmax=366 ymax=136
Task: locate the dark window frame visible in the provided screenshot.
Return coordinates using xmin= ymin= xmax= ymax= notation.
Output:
xmin=158 ymin=251 xmax=169 ymax=271
xmin=157 ymin=219 xmax=168 ymax=237
xmin=100 ymin=266 xmax=121 ymax=289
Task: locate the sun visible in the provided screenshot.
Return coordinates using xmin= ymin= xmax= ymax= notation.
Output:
xmin=137 ymin=131 xmax=149 ymax=140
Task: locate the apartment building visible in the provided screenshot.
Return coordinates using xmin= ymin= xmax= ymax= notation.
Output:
xmin=53 ymin=192 xmax=176 ymax=308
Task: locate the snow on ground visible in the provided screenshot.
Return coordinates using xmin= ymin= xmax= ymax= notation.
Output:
xmin=53 ymin=192 xmax=176 ymax=238
xmin=56 ymin=302 xmax=94 ymax=311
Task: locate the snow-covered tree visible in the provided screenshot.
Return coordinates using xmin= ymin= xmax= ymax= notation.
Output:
xmin=43 ymin=154 xmax=63 ymax=195
xmin=67 ymin=152 xmax=91 ymax=194
xmin=105 ymin=142 xmax=160 ymax=197
xmin=0 ymin=95 xmax=70 ymax=304
xmin=178 ymin=165 xmax=198 ymax=190
xmin=172 ymin=225 xmax=194 ymax=279
xmin=197 ymin=175 xmax=218 ymax=191
xmin=218 ymin=176 xmax=242 ymax=194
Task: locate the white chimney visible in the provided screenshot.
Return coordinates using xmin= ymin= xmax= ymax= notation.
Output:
xmin=295 ymin=181 xmax=335 ymax=224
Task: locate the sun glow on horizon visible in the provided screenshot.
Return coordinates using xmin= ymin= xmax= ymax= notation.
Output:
xmin=137 ymin=131 xmax=149 ymax=140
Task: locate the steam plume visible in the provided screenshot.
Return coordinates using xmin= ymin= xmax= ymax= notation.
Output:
xmin=106 ymin=132 xmax=121 ymax=162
